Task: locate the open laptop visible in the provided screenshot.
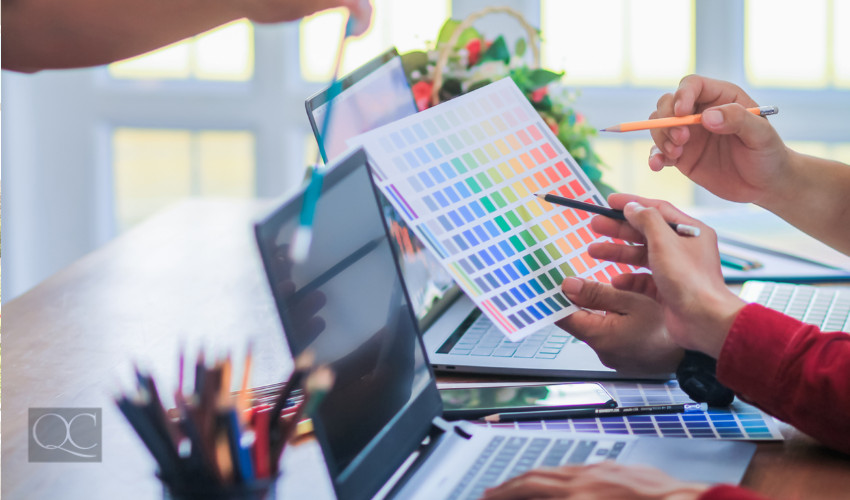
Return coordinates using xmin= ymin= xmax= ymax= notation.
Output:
xmin=305 ymin=49 xmax=662 ymax=380
xmin=254 ymin=148 xmax=756 ymax=500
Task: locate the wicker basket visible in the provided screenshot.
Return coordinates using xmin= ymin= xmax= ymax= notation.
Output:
xmin=430 ymin=6 xmax=541 ymax=106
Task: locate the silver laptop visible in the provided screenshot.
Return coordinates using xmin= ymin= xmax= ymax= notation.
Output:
xmin=254 ymin=149 xmax=756 ymax=500
xmin=305 ymin=49 xmax=665 ymax=380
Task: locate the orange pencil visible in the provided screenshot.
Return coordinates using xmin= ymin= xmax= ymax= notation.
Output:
xmin=601 ymin=105 xmax=778 ymax=132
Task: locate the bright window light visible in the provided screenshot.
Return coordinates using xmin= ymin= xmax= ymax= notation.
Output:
xmin=542 ymin=0 xmax=692 ymax=87
xmin=542 ymin=0 xmax=626 ymax=85
xmin=113 ymin=128 xmax=255 ymax=231
xmin=300 ymin=0 xmax=451 ymax=82
xmin=835 ymin=0 xmax=850 ymax=87
xmin=746 ymin=0 xmax=828 ymax=87
xmin=628 ymin=0 xmax=693 ymax=86
xmin=109 ymin=21 xmax=254 ymax=81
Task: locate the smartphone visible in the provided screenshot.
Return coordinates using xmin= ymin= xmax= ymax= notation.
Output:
xmin=440 ymin=382 xmax=616 ymax=420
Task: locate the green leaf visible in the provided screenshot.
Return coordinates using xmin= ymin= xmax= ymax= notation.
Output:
xmin=400 ymin=51 xmax=429 ymax=82
xmin=437 ymin=18 xmax=482 ymax=49
xmin=526 ymin=68 xmax=564 ymax=89
xmin=456 ymin=27 xmax=482 ymax=49
xmin=479 ymin=36 xmax=510 ymax=64
xmin=514 ymin=38 xmax=527 ymax=58
xmin=436 ymin=19 xmax=461 ymax=46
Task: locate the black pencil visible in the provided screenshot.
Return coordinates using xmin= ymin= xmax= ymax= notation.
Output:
xmin=482 ymin=402 xmax=707 ymax=423
xmin=534 ymin=193 xmax=700 ymax=237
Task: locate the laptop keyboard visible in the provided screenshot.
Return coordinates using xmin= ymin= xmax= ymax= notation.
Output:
xmin=744 ymin=281 xmax=850 ymax=332
xmin=447 ymin=435 xmax=628 ymax=500
xmin=438 ymin=310 xmax=581 ymax=360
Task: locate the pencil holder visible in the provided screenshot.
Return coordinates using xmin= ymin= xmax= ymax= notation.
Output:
xmin=159 ymin=473 xmax=278 ymax=500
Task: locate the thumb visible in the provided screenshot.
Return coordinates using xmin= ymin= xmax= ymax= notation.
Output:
xmin=561 ymin=277 xmax=635 ymax=314
xmin=622 ymin=202 xmax=675 ymax=245
xmin=700 ymin=103 xmax=777 ymax=150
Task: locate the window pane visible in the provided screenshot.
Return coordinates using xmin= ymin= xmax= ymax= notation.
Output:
xmin=197 ymin=131 xmax=256 ymax=196
xmin=195 ymin=21 xmax=254 ymax=81
xmin=835 ymin=0 xmax=850 ymax=87
xmin=113 ymin=129 xmax=193 ymax=230
xmin=542 ymin=0 xmax=692 ymax=87
xmin=113 ymin=128 xmax=255 ymax=231
xmin=542 ymin=0 xmax=626 ymax=85
xmin=109 ymin=21 xmax=254 ymax=81
xmin=628 ymin=0 xmax=693 ymax=85
xmin=300 ymin=0 xmax=451 ymax=82
xmin=746 ymin=0 xmax=828 ymax=87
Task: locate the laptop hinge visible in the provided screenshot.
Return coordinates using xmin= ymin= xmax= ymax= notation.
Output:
xmin=382 ymin=418 xmax=470 ymax=498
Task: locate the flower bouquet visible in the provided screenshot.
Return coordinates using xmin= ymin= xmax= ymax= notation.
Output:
xmin=401 ymin=7 xmax=613 ymax=196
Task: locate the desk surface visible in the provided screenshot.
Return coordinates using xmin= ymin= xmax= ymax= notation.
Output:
xmin=3 ymin=200 xmax=849 ymax=499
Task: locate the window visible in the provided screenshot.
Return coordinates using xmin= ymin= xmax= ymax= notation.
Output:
xmin=300 ymin=0 xmax=451 ymax=81
xmin=541 ymin=0 xmax=694 ymax=87
xmin=109 ymin=20 xmax=254 ymax=81
xmin=746 ymin=0 xmax=849 ymax=88
xmin=113 ymin=129 xmax=255 ymax=230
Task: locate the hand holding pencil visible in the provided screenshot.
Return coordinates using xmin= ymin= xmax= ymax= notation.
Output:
xmin=639 ymin=75 xmax=790 ymax=206
xmin=585 ymin=193 xmax=747 ymax=359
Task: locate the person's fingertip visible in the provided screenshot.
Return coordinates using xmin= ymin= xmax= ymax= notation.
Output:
xmin=624 ymin=201 xmax=645 ymax=213
xmin=561 ymin=277 xmax=584 ymax=296
xmin=702 ymin=108 xmax=723 ymax=128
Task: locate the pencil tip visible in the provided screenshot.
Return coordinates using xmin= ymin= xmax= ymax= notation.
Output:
xmin=599 ymin=128 xmax=607 ymax=132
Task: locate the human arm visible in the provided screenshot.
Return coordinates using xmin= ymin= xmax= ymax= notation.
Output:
xmin=717 ymin=303 xmax=850 ymax=455
xmin=1 ymin=0 xmax=371 ymax=72
xmin=592 ymin=193 xmax=850 ymax=454
xmin=479 ymin=461 xmax=770 ymax=500
xmin=555 ymin=278 xmax=684 ymax=376
xmin=648 ymin=75 xmax=850 ymax=255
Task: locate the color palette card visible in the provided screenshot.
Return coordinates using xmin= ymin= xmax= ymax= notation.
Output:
xmin=442 ymin=381 xmax=784 ymax=441
xmin=351 ymin=78 xmax=632 ymax=341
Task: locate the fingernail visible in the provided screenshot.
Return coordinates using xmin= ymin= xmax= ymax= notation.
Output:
xmin=561 ymin=277 xmax=584 ymax=295
xmin=624 ymin=201 xmax=645 ymax=213
xmin=702 ymin=109 xmax=723 ymax=127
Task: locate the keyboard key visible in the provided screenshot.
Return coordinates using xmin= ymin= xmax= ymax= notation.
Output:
xmin=471 ymin=347 xmax=495 ymax=356
xmin=566 ymin=440 xmax=597 ymax=464
xmin=492 ymin=347 xmax=518 ymax=357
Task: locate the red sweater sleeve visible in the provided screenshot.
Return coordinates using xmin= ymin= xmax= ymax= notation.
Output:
xmin=716 ymin=303 xmax=850 ymax=454
xmin=699 ymin=484 xmax=768 ymax=500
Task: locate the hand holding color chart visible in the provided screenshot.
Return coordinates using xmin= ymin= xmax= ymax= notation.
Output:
xmin=353 ymin=78 xmax=633 ymax=341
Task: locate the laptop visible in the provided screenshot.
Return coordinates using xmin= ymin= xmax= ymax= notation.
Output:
xmin=254 ymin=148 xmax=756 ymax=500
xmin=305 ymin=49 xmax=663 ymax=380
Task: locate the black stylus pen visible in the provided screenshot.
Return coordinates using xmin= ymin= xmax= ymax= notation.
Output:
xmin=482 ymin=402 xmax=707 ymax=423
xmin=534 ymin=193 xmax=700 ymax=237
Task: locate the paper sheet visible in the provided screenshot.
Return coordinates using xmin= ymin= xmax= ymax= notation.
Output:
xmin=352 ymin=78 xmax=633 ymax=341
xmin=439 ymin=381 xmax=784 ymax=441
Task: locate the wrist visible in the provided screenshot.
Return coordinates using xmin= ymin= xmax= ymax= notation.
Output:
xmin=664 ymin=483 xmax=711 ymax=500
xmin=695 ymin=290 xmax=746 ymax=358
xmin=755 ymin=146 xmax=802 ymax=212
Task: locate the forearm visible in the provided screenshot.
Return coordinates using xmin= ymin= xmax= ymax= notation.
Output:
xmin=2 ymin=0 xmax=242 ymax=71
xmin=717 ymin=304 xmax=850 ymax=455
xmin=758 ymin=149 xmax=850 ymax=255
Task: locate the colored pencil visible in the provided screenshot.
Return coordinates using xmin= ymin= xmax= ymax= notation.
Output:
xmin=535 ymin=193 xmax=701 ymax=237
xmin=601 ymin=105 xmax=778 ymax=132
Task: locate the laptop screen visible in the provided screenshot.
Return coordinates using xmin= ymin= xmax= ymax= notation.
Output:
xmin=306 ymin=48 xmax=458 ymax=328
xmin=255 ymin=149 xmax=440 ymax=498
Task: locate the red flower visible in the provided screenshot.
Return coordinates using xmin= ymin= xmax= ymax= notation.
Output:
xmin=412 ymin=80 xmax=434 ymax=111
xmin=466 ymin=38 xmax=482 ymax=67
xmin=531 ymin=86 xmax=548 ymax=102
xmin=575 ymin=113 xmax=585 ymax=124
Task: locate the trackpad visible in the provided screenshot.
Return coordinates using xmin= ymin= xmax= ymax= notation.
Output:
xmin=623 ymin=438 xmax=756 ymax=484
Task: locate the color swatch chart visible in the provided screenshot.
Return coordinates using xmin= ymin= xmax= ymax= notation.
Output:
xmin=354 ymin=78 xmax=632 ymax=341
xmin=477 ymin=381 xmax=784 ymax=441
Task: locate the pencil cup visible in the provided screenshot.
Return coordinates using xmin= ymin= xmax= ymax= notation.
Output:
xmin=159 ymin=474 xmax=278 ymax=500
